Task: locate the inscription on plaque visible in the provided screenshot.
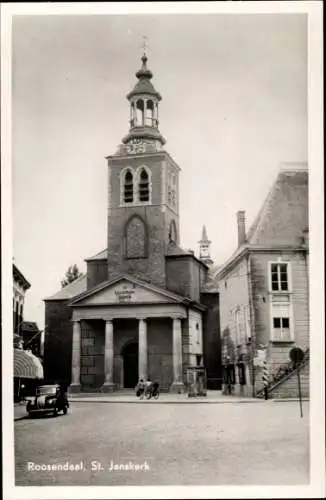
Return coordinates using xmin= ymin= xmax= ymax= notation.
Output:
xmin=115 ymin=285 xmax=135 ymax=302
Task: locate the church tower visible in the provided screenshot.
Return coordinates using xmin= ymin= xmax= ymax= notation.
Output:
xmin=106 ymin=51 xmax=181 ymax=287
xmin=198 ymin=225 xmax=213 ymax=265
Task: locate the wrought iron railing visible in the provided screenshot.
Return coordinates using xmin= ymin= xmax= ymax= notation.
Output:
xmin=256 ymin=347 xmax=309 ymax=397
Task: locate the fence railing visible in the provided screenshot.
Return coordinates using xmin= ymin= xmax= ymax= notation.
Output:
xmin=256 ymin=347 xmax=309 ymax=397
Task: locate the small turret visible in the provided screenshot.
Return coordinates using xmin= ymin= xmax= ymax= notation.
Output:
xmin=198 ymin=225 xmax=213 ymax=265
xmin=121 ymin=46 xmax=166 ymax=149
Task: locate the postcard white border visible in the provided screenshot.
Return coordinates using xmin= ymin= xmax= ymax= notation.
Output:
xmin=1 ymin=2 xmax=324 ymax=499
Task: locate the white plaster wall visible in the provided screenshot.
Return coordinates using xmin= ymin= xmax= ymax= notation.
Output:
xmin=188 ymin=309 xmax=203 ymax=355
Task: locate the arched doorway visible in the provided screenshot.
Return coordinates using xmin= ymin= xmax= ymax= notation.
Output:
xmin=121 ymin=342 xmax=138 ymax=388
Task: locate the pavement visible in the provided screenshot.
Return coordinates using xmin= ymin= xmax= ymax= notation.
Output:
xmin=14 ymin=399 xmax=309 ymax=486
xmin=67 ymin=389 xmax=309 ymax=404
xmin=68 ymin=390 xmax=262 ymax=404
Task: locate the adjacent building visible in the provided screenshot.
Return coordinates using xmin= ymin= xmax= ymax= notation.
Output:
xmin=13 ymin=263 xmax=44 ymax=400
xmin=215 ymin=165 xmax=309 ymax=396
xmin=13 ymin=262 xmax=31 ymax=340
xmin=44 ymin=53 xmax=222 ymax=393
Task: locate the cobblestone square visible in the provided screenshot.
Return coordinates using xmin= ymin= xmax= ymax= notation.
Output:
xmin=15 ymin=400 xmax=309 ymax=486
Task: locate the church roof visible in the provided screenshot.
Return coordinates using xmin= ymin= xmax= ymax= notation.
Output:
xmin=126 ymin=54 xmax=162 ymax=101
xmin=85 ymin=248 xmax=108 ymax=261
xmin=44 ymin=274 xmax=87 ymax=301
xmin=199 ymin=225 xmax=210 ymax=243
xmin=165 ymin=243 xmax=189 ymax=256
xmin=246 ymin=168 xmax=308 ymax=245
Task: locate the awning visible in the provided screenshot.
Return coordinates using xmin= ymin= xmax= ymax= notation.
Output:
xmin=14 ymin=349 xmax=44 ymax=379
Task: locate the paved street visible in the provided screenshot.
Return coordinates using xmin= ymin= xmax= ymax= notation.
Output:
xmin=15 ymin=400 xmax=309 ymax=486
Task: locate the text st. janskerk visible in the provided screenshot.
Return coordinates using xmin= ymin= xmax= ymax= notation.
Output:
xmin=44 ymin=52 xmax=222 ymax=393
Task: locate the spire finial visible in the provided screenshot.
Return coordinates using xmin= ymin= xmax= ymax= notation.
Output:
xmin=201 ymin=225 xmax=208 ymax=242
xmin=141 ymin=35 xmax=148 ymax=58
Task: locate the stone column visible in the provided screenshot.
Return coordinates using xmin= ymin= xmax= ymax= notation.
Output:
xmin=102 ymin=320 xmax=115 ymax=392
xmin=171 ymin=317 xmax=185 ymax=393
xmin=138 ymin=318 xmax=147 ymax=381
xmin=70 ymin=320 xmax=81 ymax=393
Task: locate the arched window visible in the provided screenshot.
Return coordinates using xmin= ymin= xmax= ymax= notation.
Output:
xmin=124 ymin=170 xmax=134 ymax=203
xmin=145 ymin=100 xmax=154 ymax=126
xmin=125 ymin=215 xmax=147 ymax=259
xmin=138 ymin=168 xmax=149 ymax=202
xmin=169 ymin=220 xmax=177 ymax=244
xmin=136 ymin=99 xmax=144 ymax=126
xmin=130 ymin=102 xmax=136 ymax=127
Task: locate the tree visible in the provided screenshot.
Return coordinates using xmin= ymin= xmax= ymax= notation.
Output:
xmin=61 ymin=264 xmax=83 ymax=288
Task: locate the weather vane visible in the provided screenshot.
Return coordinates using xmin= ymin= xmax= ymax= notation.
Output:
xmin=141 ymin=35 xmax=148 ymax=57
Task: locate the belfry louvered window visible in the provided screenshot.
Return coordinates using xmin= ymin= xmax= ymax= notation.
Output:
xmin=139 ymin=168 xmax=149 ymax=202
xmin=124 ymin=170 xmax=134 ymax=203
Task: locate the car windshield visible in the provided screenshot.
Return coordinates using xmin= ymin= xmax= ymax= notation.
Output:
xmin=37 ymin=386 xmax=57 ymax=395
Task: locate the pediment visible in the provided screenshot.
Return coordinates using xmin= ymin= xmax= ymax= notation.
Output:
xmin=70 ymin=276 xmax=184 ymax=307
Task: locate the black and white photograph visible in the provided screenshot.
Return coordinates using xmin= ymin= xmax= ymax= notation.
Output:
xmin=1 ymin=1 xmax=324 ymax=499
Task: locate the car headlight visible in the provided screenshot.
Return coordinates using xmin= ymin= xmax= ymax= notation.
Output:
xmin=47 ymin=398 xmax=55 ymax=405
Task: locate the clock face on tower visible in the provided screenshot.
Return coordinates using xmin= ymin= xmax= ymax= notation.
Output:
xmin=201 ymin=246 xmax=209 ymax=258
xmin=125 ymin=139 xmax=146 ymax=154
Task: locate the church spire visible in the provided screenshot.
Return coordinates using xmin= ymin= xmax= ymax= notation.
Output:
xmin=121 ymin=45 xmax=166 ymax=149
xmin=198 ymin=225 xmax=213 ymax=264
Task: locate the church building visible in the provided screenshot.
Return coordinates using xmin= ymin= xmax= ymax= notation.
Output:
xmin=43 ymin=53 xmax=222 ymax=393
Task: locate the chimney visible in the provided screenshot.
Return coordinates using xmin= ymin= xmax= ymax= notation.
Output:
xmin=237 ymin=210 xmax=246 ymax=246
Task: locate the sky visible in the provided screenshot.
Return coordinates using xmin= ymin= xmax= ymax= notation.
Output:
xmin=11 ymin=12 xmax=308 ymax=328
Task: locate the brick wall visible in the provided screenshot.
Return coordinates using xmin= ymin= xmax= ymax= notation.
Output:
xmin=44 ymin=300 xmax=73 ymax=384
xmin=80 ymin=320 xmax=105 ymax=390
xmin=165 ymin=255 xmax=204 ymax=301
xmin=107 ymin=153 xmax=181 ymax=288
xmin=86 ymin=260 xmax=108 ymax=289
xmin=107 ymin=204 xmax=167 ymax=287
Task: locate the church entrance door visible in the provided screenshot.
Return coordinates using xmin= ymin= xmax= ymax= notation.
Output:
xmin=122 ymin=342 xmax=138 ymax=388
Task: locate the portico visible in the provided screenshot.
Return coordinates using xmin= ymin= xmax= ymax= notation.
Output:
xmin=69 ymin=275 xmax=189 ymax=393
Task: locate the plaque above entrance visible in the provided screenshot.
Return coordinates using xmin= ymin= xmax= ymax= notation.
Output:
xmin=114 ymin=284 xmax=136 ymax=303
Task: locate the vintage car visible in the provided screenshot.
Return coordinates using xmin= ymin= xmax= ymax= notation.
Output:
xmin=26 ymin=384 xmax=69 ymax=417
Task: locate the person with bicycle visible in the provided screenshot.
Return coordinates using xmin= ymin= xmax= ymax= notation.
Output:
xmin=136 ymin=378 xmax=145 ymax=399
xmin=144 ymin=378 xmax=153 ymax=398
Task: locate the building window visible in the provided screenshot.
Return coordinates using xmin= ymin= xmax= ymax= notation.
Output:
xmin=271 ymin=304 xmax=292 ymax=341
xmin=123 ymin=170 xmax=134 ymax=203
xmin=169 ymin=220 xmax=177 ymax=244
xmin=138 ymin=168 xmax=149 ymax=202
xmin=271 ymin=263 xmax=288 ymax=291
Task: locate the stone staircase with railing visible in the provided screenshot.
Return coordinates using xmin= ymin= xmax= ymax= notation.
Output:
xmin=256 ymin=348 xmax=309 ymax=399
